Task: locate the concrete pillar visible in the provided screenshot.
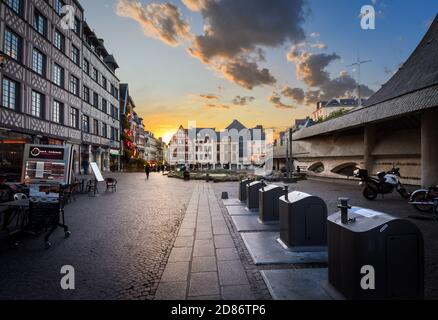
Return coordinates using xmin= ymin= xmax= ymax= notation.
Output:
xmin=421 ymin=108 xmax=438 ymax=187
xmin=364 ymin=125 xmax=377 ymax=173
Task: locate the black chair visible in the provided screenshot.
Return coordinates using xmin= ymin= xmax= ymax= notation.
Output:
xmin=28 ymin=200 xmax=70 ymax=248
xmin=105 ymin=178 xmax=117 ymax=192
xmin=86 ymin=179 xmax=99 ymax=196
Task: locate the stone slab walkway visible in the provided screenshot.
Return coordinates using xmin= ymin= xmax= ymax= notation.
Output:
xmin=155 ymin=183 xmax=255 ymax=300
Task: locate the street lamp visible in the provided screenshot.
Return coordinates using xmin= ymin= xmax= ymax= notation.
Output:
xmin=0 ymin=51 xmax=11 ymax=69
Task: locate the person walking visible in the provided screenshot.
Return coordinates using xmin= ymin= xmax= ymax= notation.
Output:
xmin=145 ymin=163 xmax=151 ymax=180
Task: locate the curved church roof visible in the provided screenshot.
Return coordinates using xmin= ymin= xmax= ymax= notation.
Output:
xmin=293 ymin=14 xmax=438 ymax=141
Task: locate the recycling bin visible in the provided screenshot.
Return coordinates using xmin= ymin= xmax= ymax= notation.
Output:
xmin=327 ymin=206 xmax=424 ymax=300
xmin=239 ymin=179 xmax=252 ymax=202
xmin=246 ymin=181 xmax=266 ymax=210
xmin=278 ymin=191 xmax=327 ymax=249
xmin=259 ymin=184 xmax=283 ymax=222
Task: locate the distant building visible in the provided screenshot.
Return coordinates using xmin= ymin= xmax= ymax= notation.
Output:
xmin=312 ymin=98 xmax=362 ymax=121
xmin=167 ymin=120 xmax=267 ymax=170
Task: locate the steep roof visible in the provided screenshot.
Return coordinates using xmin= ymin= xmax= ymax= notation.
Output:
xmin=226 ymin=119 xmax=247 ymax=131
xmin=293 ymin=14 xmax=438 ymax=141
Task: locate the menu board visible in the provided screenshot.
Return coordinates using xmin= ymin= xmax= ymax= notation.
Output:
xmin=90 ymin=162 xmax=104 ymax=182
xmin=22 ymin=144 xmax=73 ymax=185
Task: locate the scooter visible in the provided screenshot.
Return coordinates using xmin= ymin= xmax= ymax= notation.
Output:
xmin=409 ymin=185 xmax=438 ymax=213
xmin=353 ymin=167 xmax=410 ymax=201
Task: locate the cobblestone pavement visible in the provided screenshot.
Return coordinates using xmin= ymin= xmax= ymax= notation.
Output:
xmin=212 ymin=178 xmax=438 ymax=300
xmin=0 ymin=173 xmax=195 ymax=300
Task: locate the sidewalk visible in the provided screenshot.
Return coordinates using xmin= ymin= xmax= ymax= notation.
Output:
xmin=155 ymin=183 xmax=255 ymax=300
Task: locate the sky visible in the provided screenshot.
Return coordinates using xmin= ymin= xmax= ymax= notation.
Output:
xmin=81 ymin=0 xmax=438 ymax=143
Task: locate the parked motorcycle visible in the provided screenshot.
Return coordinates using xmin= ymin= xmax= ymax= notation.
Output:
xmin=353 ymin=167 xmax=410 ymax=201
xmin=409 ymin=185 xmax=438 ymax=213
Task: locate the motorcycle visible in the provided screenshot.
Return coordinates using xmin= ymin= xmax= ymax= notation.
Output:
xmin=409 ymin=185 xmax=438 ymax=213
xmin=353 ymin=167 xmax=410 ymax=201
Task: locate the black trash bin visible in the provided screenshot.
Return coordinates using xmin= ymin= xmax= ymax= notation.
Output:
xmin=278 ymin=191 xmax=327 ymax=250
xmin=327 ymin=205 xmax=424 ymax=300
xmin=246 ymin=181 xmax=266 ymax=210
xmin=238 ymin=179 xmax=252 ymax=202
xmin=259 ymin=184 xmax=283 ymax=222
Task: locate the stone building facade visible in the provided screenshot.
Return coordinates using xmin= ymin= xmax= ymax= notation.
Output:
xmin=0 ymin=0 xmax=120 ymax=181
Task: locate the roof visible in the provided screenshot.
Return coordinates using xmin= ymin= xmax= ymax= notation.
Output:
xmin=294 ymin=14 xmax=438 ymax=141
xmin=226 ymin=119 xmax=247 ymax=131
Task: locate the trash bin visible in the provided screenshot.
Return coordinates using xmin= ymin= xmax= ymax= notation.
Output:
xmin=183 ymin=171 xmax=190 ymax=181
xmin=327 ymin=201 xmax=424 ymax=300
xmin=278 ymin=191 xmax=327 ymax=250
xmin=246 ymin=181 xmax=266 ymax=210
xmin=238 ymin=179 xmax=252 ymax=202
xmin=259 ymin=184 xmax=283 ymax=222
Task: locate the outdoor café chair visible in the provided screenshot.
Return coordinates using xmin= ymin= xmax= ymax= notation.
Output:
xmin=13 ymin=193 xmax=28 ymax=201
xmin=86 ymin=179 xmax=99 ymax=196
xmin=105 ymin=178 xmax=117 ymax=193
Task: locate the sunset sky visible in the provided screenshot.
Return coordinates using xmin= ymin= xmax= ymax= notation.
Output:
xmin=82 ymin=0 xmax=438 ymax=142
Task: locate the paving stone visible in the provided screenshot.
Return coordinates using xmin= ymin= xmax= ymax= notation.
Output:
xmin=174 ymin=236 xmax=194 ymax=248
xmin=196 ymin=231 xmax=213 ymax=240
xmin=161 ymin=262 xmax=190 ymax=282
xmin=193 ymin=242 xmax=215 ymax=257
xmin=179 ymin=228 xmax=195 ymax=237
xmin=191 ymin=256 xmax=217 ymax=273
xmin=221 ymin=285 xmax=255 ymax=300
xmin=218 ymin=260 xmax=249 ymax=286
xmin=188 ymin=295 xmax=221 ymax=300
xmin=214 ymin=235 xmax=234 ymax=248
xmin=189 ymin=272 xmax=220 ymax=297
xmin=168 ymin=247 xmax=193 ymax=262
xmin=216 ymin=248 xmax=239 ymax=261
xmin=155 ymin=282 xmax=188 ymax=300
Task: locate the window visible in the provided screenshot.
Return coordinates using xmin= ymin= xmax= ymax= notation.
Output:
xmin=70 ymin=45 xmax=80 ymax=65
xmin=114 ymin=87 xmax=119 ymax=99
xmin=111 ymin=105 xmax=119 ymax=120
xmin=52 ymin=100 xmax=63 ymax=124
xmin=82 ymin=115 xmax=90 ymax=133
xmin=70 ymin=107 xmax=79 ymax=128
xmin=93 ymin=92 xmax=99 ymax=108
xmin=3 ymin=28 xmax=21 ymax=61
xmin=31 ymin=91 xmax=44 ymax=118
xmin=54 ymin=30 xmax=65 ymax=52
xmin=102 ymin=98 xmax=107 ymax=113
xmin=101 ymin=76 xmax=107 ymax=90
xmin=83 ymin=59 xmax=90 ymax=74
xmin=54 ymin=0 xmax=64 ymax=15
xmin=34 ymin=10 xmax=47 ymax=37
xmin=110 ymin=127 xmax=115 ymax=140
xmin=69 ymin=75 xmax=79 ymax=95
xmin=32 ymin=48 xmax=46 ymax=76
xmin=92 ymin=68 xmax=98 ymax=82
xmin=83 ymin=86 xmax=90 ymax=103
xmin=74 ymin=17 xmax=81 ymax=35
xmin=5 ymin=0 xmax=21 ymax=15
xmin=102 ymin=123 xmax=107 ymax=138
xmin=2 ymin=78 xmax=19 ymax=111
xmin=93 ymin=119 xmax=99 ymax=135
xmin=53 ymin=64 xmax=64 ymax=87
xmin=114 ymin=128 xmax=119 ymax=141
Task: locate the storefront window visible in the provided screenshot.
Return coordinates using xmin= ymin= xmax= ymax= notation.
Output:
xmin=0 ymin=132 xmax=31 ymax=182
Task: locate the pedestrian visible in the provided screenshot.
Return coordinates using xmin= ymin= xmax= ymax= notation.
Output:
xmin=82 ymin=159 xmax=89 ymax=175
xmin=145 ymin=163 xmax=151 ymax=180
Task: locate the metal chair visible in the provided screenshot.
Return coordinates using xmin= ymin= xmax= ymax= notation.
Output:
xmin=105 ymin=178 xmax=117 ymax=192
xmin=86 ymin=179 xmax=99 ymax=196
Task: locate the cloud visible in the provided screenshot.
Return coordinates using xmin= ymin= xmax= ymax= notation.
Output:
xmin=217 ymin=57 xmax=276 ymax=90
xmin=199 ymin=94 xmax=220 ymax=100
xmin=188 ymin=0 xmax=306 ymax=62
xmin=309 ymin=32 xmax=320 ymax=38
xmin=182 ymin=0 xmax=211 ymax=12
xmin=287 ymin=45 xmax=375 ymax=104
xmin=268 ymin=92 xmax=296 ymax=110
xmin=232 ymin=96 xmax=255 ymax=106
xmin=204 ymin=103 xmax=230 ymax=109
xmin=116 ymin=0 xmax=191 ymax=46
xmin=281 ymin=87 xmax=305 ymax=103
